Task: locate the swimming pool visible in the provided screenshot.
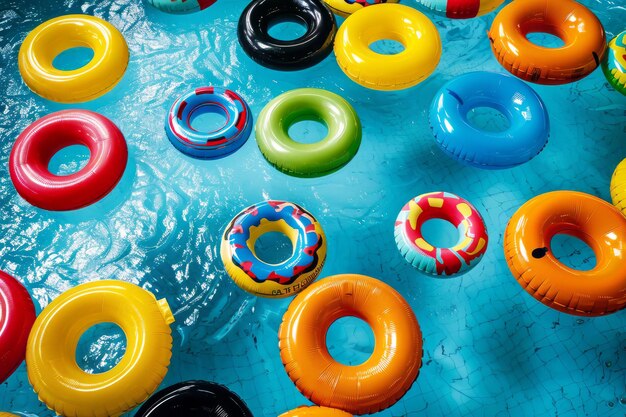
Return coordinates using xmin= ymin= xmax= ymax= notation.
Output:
xmin=0 ymin=0 xmax=624 ymax=415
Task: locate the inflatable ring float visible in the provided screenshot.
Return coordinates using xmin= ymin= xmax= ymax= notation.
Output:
xmin=610 ymin=158 xmax=626 ymax=216
xmin=602 ymin=31 xmax=626 ymax=95
xmin=334 ymin=4 xmax=441 ymax=90
xmin=0 ymin=271 xmax=36 ymax=384
xmin=0 ymin=413 xmax=19 ymax=417
xmin=488 ymin=0 xmax=606 ymax=85
xmin=395 ymin=192 xmax=488 ymax=276
xmin=238 ymin=0 xmax=336 ymax=70
xmin=279 ymin=274 xmax=422 ymax=415
xmin=281 ymin=406 xmax=352 ymax=417
xmin=18 ymin=14 xmax=128 ymax=103
xmin=9 ymin=110 xmax=128 ymax=211
xmin=429 ymin=72 xmax=550 ymax=169
xmin=26 ymin=280 xmax=175 ymax=417
xmin=135 ymin=380 xmax=253 ymax=417
xmin=324 ymin=0 xmax=399 ymax=17
xmin=504 ymin=191 xmax=626 ymax=316
xmin=148 ymin=0 xmax=217 ymax=14
xmin=221 ymin=201 xmax=326 ymax=298
xmin=256 ymin=88 xmax=361 ymax=177
xmin=165 ymin=87 xmax=252 ymax=160
xmin=417 ymin=0 xmax=503 ymax=19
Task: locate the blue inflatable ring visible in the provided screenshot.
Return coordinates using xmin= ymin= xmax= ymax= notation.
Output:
xmin=429 ymin=72 xmax=549 ymax=169
xmin=166 ymin=87 xmax=252 ymax=160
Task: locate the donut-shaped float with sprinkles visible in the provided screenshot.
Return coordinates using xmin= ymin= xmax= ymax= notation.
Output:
xmin=221 ymin=201 xmax=326 ymax=297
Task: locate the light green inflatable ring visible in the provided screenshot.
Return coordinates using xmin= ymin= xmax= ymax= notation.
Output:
xmin=256 ymin=88 xmax=361 ymax=178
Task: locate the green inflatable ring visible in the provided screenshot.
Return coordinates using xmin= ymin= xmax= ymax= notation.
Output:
xmin=256 ymin=88 xmax=361 ymax=178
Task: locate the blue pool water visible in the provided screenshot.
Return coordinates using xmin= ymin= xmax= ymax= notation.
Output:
xmin=0 ymin=0 xmax=625 ymax=416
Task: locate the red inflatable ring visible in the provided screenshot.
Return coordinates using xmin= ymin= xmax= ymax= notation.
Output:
xmin=9 ymin=110 xmax=128 ymax=211
xmin=0 ymin=271 xmax=36 ymax=383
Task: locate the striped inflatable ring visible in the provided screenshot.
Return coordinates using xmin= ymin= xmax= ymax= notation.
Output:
xmin=611 ymin=158 xmax=626 ymax=216
xmin=417 ymin=0 xmax=503 ymax=19
xmin=221 ymin=201 xmax=326 ymax=298
xmin=395 ymin=192 xmax=488 ymax=276
xmin=602 ymin=31 xmax=626 ymax=95
xmin=148 ymin=0 xmax=217 ymax=14
xmin=165 ymin=87 xmax=252 ymax=160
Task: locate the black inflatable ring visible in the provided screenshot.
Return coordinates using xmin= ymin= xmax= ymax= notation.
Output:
xmin=134 ymin=380 xmax=254 ymax=417
xmin=238 ymin=0 xmax=337 ymax=70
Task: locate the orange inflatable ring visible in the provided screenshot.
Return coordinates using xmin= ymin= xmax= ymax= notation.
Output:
xmin=504 ymin=191 xmax=626 ymax=316
xmin=488 ymin=0 xmax=606 ymax=85
xmin=279 ymin=274 xmax=422 ymax=415
xmin=280 ymin=406 xmax=352 ymax=417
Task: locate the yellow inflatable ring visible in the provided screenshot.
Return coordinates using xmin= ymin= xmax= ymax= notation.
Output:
xmin=324 ymin=0 xmax=399 ymax=18
xmin=611 ymin=158 xmax=626 ymax=216
xmin=334 ymin=4 xmax=441 ymax=91
xmin=0 ymin=413 xmax=19 ymax=417
xmin=18 ymin=15 xmax=129 ymax=103
xmin=26 ymin=280 xmax=175 ymax=417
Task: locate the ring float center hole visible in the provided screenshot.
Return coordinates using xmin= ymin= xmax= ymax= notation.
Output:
xmin=189 ymin=105 xmax=228 ymax=133
xmin=52 ymin=47 xmax=95 ymax=71
xmin=76 ymin=322 xmax=127 ymax=374
xmin=267 ymin=18 xmax=308 ymax=41
xmin=288 ymin=119 xmax=329 ymax=144
xmin=550 ymin=233 xmax=597 ymax=271
xmin=326 ymin=316 xmax=375 ymax=366
xmin=525 ymin=32 xmax=566 ymax=48
xmin=48 ymin=145 xmax=91 ymax=176
xmin=421 ymin=218 xmax=459 ymax=248
xmin=369 ymin=39 xmax=405 ymax=55
xmin=254 ymin=231 xmax=294 ymax=264
xmin=466 ymin=106 xmax=511 ymax=132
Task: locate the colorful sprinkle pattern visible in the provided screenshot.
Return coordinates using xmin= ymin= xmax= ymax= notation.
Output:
xmin=395 ymin=192 xmax=488 ymax=276
xmin=223 ymin=201 xmax=325 ymax=286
